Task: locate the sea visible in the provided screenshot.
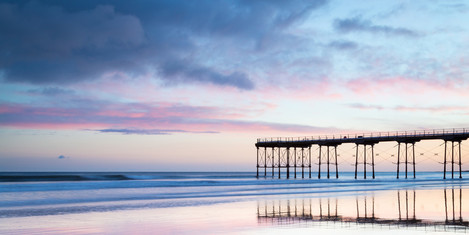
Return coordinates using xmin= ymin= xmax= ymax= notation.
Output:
xmin=1 ymin=171 xmax=469 ymax=234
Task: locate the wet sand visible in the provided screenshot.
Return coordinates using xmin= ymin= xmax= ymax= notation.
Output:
xmin=1 ymin=172 xmax=468 ymax=234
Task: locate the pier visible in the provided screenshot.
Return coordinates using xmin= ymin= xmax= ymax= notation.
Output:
xmin=255 ymin=128 xmax=469 ymax=179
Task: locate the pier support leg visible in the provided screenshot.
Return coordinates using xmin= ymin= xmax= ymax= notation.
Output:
xmin=309 ymin=147 xmax=312 ymax=178
xmin=444 ymin=141 xmax=447 ymax=179
xmin=412 ymin=143 xmax=416 ymax=179
xmin=318 ymin=146 xmax=322 ymax=179
xmin=256 ymin=147 xmax=259 ymax=178
xmin=294 ymin=147 xmax=297 ymax=179
xmin=272 ymin=148 xmax=275 ymax=178
xmin=397 ymin=143 xmax=400 ymax=179
xmin=287 ymin=148 xmax=290 ymax=179
xmin=264 ymin=147 xmax=267 ymax=177
xmin=452 ymin=141 xmax=455 ymax=179
xmin=354 ymin=144 xmax=358 ymax=179
xmin=327 ymin=146 xmax=330 ymax=179
xmin=363 ymin=144 xmax=367 ymax=179
xmin=278 ymin=148 xmax=281 ymax=179
xmin=405 ymin=143 xmax=408 ymax=179
xmin=335 ymin=146 xmax=339 ymax=179
xmin=302 ymin=148 xmax=304 ymax=179
xmin=372 ymin=144 xmax=375 ymax=179
xmin=459 ymin=141 xmax=462 ymax=179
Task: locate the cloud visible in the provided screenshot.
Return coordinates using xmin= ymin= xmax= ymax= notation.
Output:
xmin=347 ymin=103 xmax=468 ymax=113
xmin=0 ymin=0 xmax=328 ymax=90
xmin=95 ymin=128 xmax=219 ymax=135
xmin=347 ymin=103 xmax=385 ymax=110
xmin=333 ymin=16 xmax=420 ymax=37
xmin=27 ymin=87 xmax=74 ymax=96
xmin=0 ymin=3 xmax=145 ymax=84
xmin=58 ymin=155 xmax=68 ymax=159
xmin=159 ymin=59 xmax=255 ymax=90
xmin=0 ymin=99 xmax=342 ymax=135
xmin=345 ymin=77 xmax=469 ymax=97
xmin=328 ymin=40 xmax=358 ymax=50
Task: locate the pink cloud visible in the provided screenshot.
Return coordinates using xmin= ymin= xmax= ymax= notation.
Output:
xmin=346 ymin=76 xmax=469 ymax=97
xmin=348 ymin=103 xmax=468 ymax=113
xmin=256 ymin=77 xmax=342 ymax=101
xmin=0 ymin=101 xmax=342 ymax=135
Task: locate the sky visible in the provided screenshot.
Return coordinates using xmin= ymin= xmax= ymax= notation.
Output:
xmin=0 ymin=0 xmax=468 ymax=171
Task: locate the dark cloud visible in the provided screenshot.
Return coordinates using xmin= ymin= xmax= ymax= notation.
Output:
xmin=328 ymin=40 xmax=358 ymax=50
xmin=28 ymin=87 xmax=74 ymax=96
xmin=0 ymin=0 xmax=328 ymax=90
xmin=0 ymin=3 xmax=145 ymax=84
xmin=334 ymin=17 xmax=420 ymax=37
xmin=58 ymin=155 xmax=67 ymax=159
xmin=160 ymin=59 xmax=254 ymax=90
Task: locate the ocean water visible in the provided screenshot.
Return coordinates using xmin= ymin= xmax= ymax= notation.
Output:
xmin=1 ymin=172 xmax=469 ymax=234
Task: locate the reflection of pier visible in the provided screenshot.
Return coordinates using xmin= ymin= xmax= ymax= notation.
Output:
xmin=255 ymin=128 xmax=469 ymax=179
xmin=257 ymin=188 xmax=468 ymax=232
xmin=444 ymin=188 xmax=468 ymax=226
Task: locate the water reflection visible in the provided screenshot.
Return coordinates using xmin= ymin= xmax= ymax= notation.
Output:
xmin=258 ymin=187 xmax=469 ymax=232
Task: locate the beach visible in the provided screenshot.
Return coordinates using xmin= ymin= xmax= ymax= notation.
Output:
xmin=1 ymin=172 xmax=468 ymax=234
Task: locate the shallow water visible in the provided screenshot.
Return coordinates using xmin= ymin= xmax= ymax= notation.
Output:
xmin=1 ymin=172 xmax=468 ymax=234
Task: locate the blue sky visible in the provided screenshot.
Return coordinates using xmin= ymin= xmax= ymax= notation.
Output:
xmin=0 ymin=0 xmax=468 ymax=171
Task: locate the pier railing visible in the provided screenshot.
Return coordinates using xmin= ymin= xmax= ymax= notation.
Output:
xmin=257 ymin=128 xmax=469 ymax=143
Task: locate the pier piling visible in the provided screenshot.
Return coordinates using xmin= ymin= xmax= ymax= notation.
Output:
xmin=264 ymin=147 xmax=267 ymax=177
xmin=309 ymin=147 xmax=312 ymax=178
xmin=372 ymin=144 xmax=375 ymax=179
xmin=301 ymin=148 xmax=304 ymax=179
xmin=364 ymin=145 xmax=367 ymax=179
xmin=459 ymin=141 xmax=462 ymax=179
xmin=397 ymin=143 xmax=400 ymax=179
xmin=287 ymin=147 xmax=290 ymax=179
xmin=405 ymin=143 xmax=408 ymax=179
xmin=294 ymin=147 xmax=297 ymax=179
xmin=335 ymin=146 xmax=339 ymax=179
xmin=444 ymin=141 xmax=447 ymax=179
xmin=272 ymin=147 xmax=274 ymax=177
xmin=327 ymin=146 xmax=330 ymax=179
xmin=278 ymin=147 xmax=281 ymax=179
xmin=318 ymin=146 xmax=322 ymax=179
xmin=256 ymin=147 xmax=259 ymax=178
xmin=354 ymin=144 xmax=358 ymax=179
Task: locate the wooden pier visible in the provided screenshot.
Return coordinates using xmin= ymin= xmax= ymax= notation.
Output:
xmin=255 ymin=128 xmax=469 ymax=179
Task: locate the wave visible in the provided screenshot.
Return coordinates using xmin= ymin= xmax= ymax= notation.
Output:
xmin=0 ymin=172 xmax=254 ymax=182
xmin=0 ymin=174 xmax=133 ymax=182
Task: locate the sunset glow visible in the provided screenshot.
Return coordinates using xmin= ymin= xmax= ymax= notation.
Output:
xmin=1 ymin=0 xmax=468 ymax=171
